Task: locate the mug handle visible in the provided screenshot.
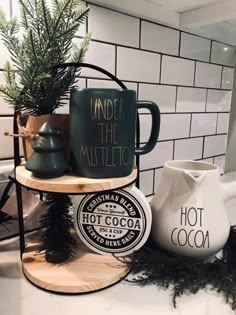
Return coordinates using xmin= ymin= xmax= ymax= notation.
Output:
xmin=135 ymin=101 xmax=160 ymax=155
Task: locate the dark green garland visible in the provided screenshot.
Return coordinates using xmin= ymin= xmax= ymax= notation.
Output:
xmin=39 ymin=193 xmax=77 ymax=264
xmin=124 ymin=226 xmax=236 ymax=310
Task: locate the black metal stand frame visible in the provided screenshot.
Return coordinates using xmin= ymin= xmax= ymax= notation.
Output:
xmin=13 ymin=62 xmax=140 ymax=257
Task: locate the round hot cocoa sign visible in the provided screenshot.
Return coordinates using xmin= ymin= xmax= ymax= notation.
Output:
xmin=73 ymin=186 xmax=152 ymax=256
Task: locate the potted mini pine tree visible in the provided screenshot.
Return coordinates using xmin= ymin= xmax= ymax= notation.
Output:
xmin=0 ymin=0 xmax=91 ymax=159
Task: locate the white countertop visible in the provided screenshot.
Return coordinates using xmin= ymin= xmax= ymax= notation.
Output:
xmin=1 ymin=195 xmax=236 ymax=315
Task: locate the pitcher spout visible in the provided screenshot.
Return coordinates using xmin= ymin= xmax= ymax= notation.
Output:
xmin=183 ymin=170 xmax=206 ymax=189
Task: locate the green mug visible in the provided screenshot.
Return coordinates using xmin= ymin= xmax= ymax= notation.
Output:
xmin=70 ymin=88 xmax=160 ymax=178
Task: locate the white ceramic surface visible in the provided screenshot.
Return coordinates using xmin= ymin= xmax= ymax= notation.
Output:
xmin=222 ymin=67 xmax=234 ymax=90
xmin=206 ymin=90 xmax=232 ymax=112
xmin=154 ymin=168 xmax=163 ymax=192
xmin=174 ymin=137 xmax=203 ymax=160
xmin=88 ymin=4 xmax=139 ymax=47
xmin=139 ymin=114 xmax=152 ymax=143
xmin=73 ymin=186 xmax=152 ymax=256
xmin=180 ymin=33 xmax=211 ymax=62
xmin=214 ymin=155 xmax=226 ymax=174
xmin=202 ymin=157 xmax=214 ymax=164
xmin=151 ymin=160 xmax=236 ymax=257
xmin=139 ymin=84 xmax=176 ymax=113
xmin=190 ymin=113 xmax=217 ymax=137
xmin=140 ymin=141 xmax=173 ymax=170
xmin=117 ymin=47 xmax=160 ymax=82
xmin=203 ymin=134 xmax=227 ymax=157
xmin=87 ymin=79 xmax=138 ymax=92
xmin=159 ymin=114 xmax=191 ymax=140
xmin=195 ymin=62 xmax=222 ymax=88
xmin=211 ymin=42 xmax=235 ymax=67
xmin=73 ymin=39 xmax=116 ymax=79
xmin=140 ymin=170 xmax=154 ymax=196
xmin=161 ymin=56 xmax=195 ymax=86
xmin=217 ymin=113 xmax=230 ymax=134
xmin=176 ymin=87 xmax=207 ymax=112
xmin=141 ymin=21 xmax=179 ymax=55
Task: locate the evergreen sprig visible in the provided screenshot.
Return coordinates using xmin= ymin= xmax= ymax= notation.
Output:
xmin=39 ymin=193 xmax=76 ymax=264
xmin=126 ymin=227 xmax=236 ymax=310
xmin=0 ymin=0 xmax=90 ymax=115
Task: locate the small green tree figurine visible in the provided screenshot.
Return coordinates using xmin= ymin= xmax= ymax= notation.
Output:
xmin=25 ymin=122 xmax=69 ymax=178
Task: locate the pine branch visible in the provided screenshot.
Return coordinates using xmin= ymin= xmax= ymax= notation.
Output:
xmin=18 ymin=0 xmax=34 ymax=19
xmin=29 ymin=28 xmax=38 ymax=66
xmin=0 ymin=0 xmax=90 ymax=114
xmin=40 ymin=0 xmax=51 ymax=37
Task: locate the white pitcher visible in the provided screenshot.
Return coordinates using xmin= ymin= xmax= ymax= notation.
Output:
xmin=151 ymin=160 xmax=236 ymax=258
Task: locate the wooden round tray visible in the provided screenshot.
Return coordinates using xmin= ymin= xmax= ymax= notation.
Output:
xmin=16 ymin=165 xmax=137 ymax=193
xmin=22 ymin=239 xmax=129 ymax=293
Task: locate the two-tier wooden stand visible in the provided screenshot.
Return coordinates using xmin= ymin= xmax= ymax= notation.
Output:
xmin=12 ymin=62 xmax=140 ymax=294
xmin=15 ymin=165 xmax=137 ymax=293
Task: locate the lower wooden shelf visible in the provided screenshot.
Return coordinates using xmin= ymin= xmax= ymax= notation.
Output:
xmin=22 ymin=239 xmax=129 ymax=293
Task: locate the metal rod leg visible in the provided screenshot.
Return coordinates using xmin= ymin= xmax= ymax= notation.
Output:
xmin=15 ymin=181 xmax=25 ymax=257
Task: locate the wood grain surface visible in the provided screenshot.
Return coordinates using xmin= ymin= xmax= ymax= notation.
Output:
xmin=16 ymin=165 xmax=137 ymax=193
xmin=22 ymin=239 xmax=129 ymax=293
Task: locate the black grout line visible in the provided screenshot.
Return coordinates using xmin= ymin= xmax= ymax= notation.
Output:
xmin=178 ymin=32 xmax=182 ymax=57
xmin=139 ymin=19 xmax=142 ymax=49
xmin=220 ymin=66 xmax=224 ymax=89
xmin=152 ymin=169 xmax=156 ymax=195
xmin=138 ymin=111 xmax=229 ymax=115
xmin=172 ymin=140 xmax=175 ymax=160
xmin=0 ymin=156 xmax=23 ymax=161
xmin=205 ymin=89 xmax=208 ymax=112
xmin=114 ymin=45 xmax=118 ymax=77
xmin=159 ymin=54 xmax=162 ymax=83
xmin=209 ymin=40 xmax=213 ymax=63
xmin=202 ymin=137 xmax=205 ymax=159
xmin=174 ymin=86 xmax=178 ymax=112
xmin=193 ymin=61 xmax=197 ymax=87
xmin=140 ymin=166 xmax=164 ymax=173
xmin=215 ymin=113 xmax=219 ymax=134
xmin=77 ymin=37 xmax=235 ymax=69
xmin=78 ymin=76 xmax=233 ymax=91
xmin=189 ymin=114 xmax=192 ymax=137
xmin=87 ymin=2 xmax=235 ymax=48
xmin=139 ymin=154 xmax=225 ymax=173
xmin=138 ymin=133 xmax=227 ymax=145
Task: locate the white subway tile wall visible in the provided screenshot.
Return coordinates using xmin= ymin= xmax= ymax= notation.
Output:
xmin=88 ymin=5 xmax=139 ymax=47
xmin=211 ymin=42 xmax=235 ymax=67
xmin=217 ymin=113 xmax=230 ymax=134
xmin=176 ymin=87 xmax=206 ymax=112
xmin=117 ymin=47 xmax=160 ymax=82
xmin=174 ymin=138 xmax=203 ymax=160
xmin=206 ymin=90 xmax=232 ymax=112
xmin=203 ymin=135 xmax=227 ymax=158
xmin=161 ymin=56 xmax=195 ymax=86
xmin=180 ymin=33 xmax=211 ymax=62
xmin=139 ymin=84 xmax=176 ymax=113
xmin=0 ymin=2 xmax=234 ymax=197
xmin=221 ymin=67 xmax=234 ymax=89
xmin=141 ymin=21 xmax=180 ymax=56
xmin=195 ymin=62 xmax=222 ymax=88
xmin=190 ymin=113 xmax=217 ymax=137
